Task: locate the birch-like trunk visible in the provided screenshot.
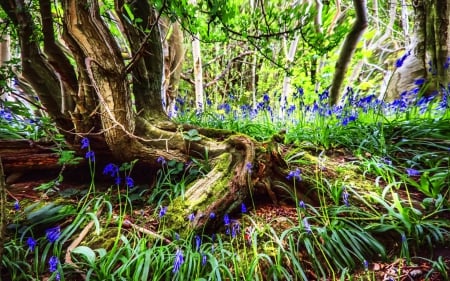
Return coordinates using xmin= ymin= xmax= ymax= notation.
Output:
xmin=192 ymin=36 xmax=204 ymax=112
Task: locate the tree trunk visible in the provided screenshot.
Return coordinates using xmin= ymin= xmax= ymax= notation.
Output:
xmin=0 ymin=0 xmax=302 ymax=233
xmin=329 ymin=0 xmax=368 ymax=105
xmin=385 ymin=0 xmax=450 ymax=101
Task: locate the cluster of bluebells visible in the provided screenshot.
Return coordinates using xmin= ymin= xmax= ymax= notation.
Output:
xmin=24 ymin=224 xmax=62 ymax=280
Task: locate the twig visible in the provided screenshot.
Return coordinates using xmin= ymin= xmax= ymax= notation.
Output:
xmin=123 ymin=219 xmax=172 ymax=244
xmin=64 ymin=206 xmax=104 ymax=280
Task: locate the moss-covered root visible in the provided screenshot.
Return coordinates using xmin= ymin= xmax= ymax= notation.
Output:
xmin=165 ymin=135 xmax=255 ymax=235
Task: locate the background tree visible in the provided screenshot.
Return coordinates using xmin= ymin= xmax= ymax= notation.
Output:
xmin=384 ymin=0 xmax=450 ymax=100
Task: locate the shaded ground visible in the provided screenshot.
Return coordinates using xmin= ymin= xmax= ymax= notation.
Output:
xmin=3 ymin=150 xmax=450 ymax=281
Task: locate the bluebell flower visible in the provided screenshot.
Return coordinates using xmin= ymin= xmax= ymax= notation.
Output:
xmin=46 ymin=226 xmax=60 ymax=243
xmin=363 ymin=260 xmax=369 ymax=271
xmin=115 ymin=176 xmax=121 ymax=185
xmin=49 ymin=256 xmax=58 ymax=272
xmin=55 ymin=272 xmax=61 ymax=281
xmin=319 ymin=90 xmax=329 ymax=101
xmin=125 ymin=176 xmax=134 ymax=188
xmin=444 ymin=57 xmax=450 ymax=70
xmin=245 ymin=162 xmax=253 ymax=173
xmin=195 ymin=235 xmax=201 ymax=251
xmin=159 ymin=206 xmax=167 ymax=218
xmin=395 ymin=51 xmax=410 ymax=68
xmin=241 ymin=203 xmax=247 ymax=214
xmin=157 ymin=156 xmax=166 ymax=165
xmin=173 ymin=248 xmax=184 ymax=273
xmin=231 ymin=221 xmax=241 ymax=238
xmin=286 ymin=168 xmax=302 ymax=181
xmin=188 ymin=213 xmax=195 ymax=222
xmin=382 ymin=158 xmax=392 ymax=166
xmin=85 ymin=151 xmax=95 ymax=162
xmin=81 ymin=137 xmax=90 ymax=149
xmin=401 ymin=233 xmax=407 ymax=243
xmin=342 ymin=188 xmax=350 ymax=207
xmin=174 ymin=233 xmax=180 ymax=240
xmin=303 ymin=218 xmax=312 ymax=234
xmin=209 ymin=212 xmax=216 ymax=219
xmin=103 ymin=163 xmax=119 ymax=177
xmin=223 ymin=214 xmax=230 ymax=226
xmin=218 ymin=103 xmax=231 ymax=114
xmin=27 ymin=237 xmax=37 ymax=252
xmin=263 ymin=93 xmax=270 ymax=103
xmin=299 ymin=201 xmax=306 ymax=209
xmin=202 ymin=254 xmax=207 ymax=266
xmin=406 ymin=168 xmax=420 ymax=177
xmin=414 ymin=78 xmax=426 ymax=86
xmin=14 ymin=200 xmax=20 ymax=211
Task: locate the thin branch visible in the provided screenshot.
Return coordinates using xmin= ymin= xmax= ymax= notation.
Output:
xmin=205 ymin=51 xmax=254 ymax=87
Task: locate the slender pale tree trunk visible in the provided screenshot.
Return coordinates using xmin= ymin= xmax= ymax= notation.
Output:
xmin=279 ymin=35 xmax=300 ymax=119
xmin=192 ymin=36 xmax=204 ymax=112
xmin=0 ymin=32 xmax=10 ymax=100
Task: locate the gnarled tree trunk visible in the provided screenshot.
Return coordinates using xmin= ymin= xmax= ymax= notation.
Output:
xmin=0 ymin=0 xmax=303 ymax=233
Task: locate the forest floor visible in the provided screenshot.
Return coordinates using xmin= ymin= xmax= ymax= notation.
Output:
xmin=4 ymin=150 xmax=450 ymax=281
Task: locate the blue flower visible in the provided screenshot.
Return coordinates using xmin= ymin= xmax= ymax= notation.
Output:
xmin=241 ymin=203 xmax=247 ymax=214
xmin=115 ymin=176 xmax=121 ymax=185
xmin=48 ymin=256 xmax=59 ymax=272
xmin=159 ymin=206 xmax=167 ymax=218
xmin=14 ymin=200 xmax=20 ymax=211
xmin=303 ymin=218 xmax=312 ymax=234
xmin=46 ymin=226 xmax=60 ymax=243
xmin=342 ymin=188 xmax=350 ymax=207
xmin=231 ymin=220 xmax=241 ymax=238
xmin=195 ymin=235 xmax=201 ymax=251
xmin=363 ymin=260 xmax=369 ymax=271
xmin=223 ymin=214 xmax=230 ymax=226
xmin=103 ymin=163 xmax=119 ymax=177
xmin=157 ymin=156 xmax=166 ymax=165
xmin=173 ymin=248 xmax=184 ymax=273
xmin=81 ymin=137 xmax=90 ymax=149
xmin=188 ymin=213 xmax=195 ymax=222
xmin=286 ymin=168 xmax=302 ymax=181
xmin=395 ymin=51 xmax=410 ymax=68
xmin=209 ymin=212 xmax=216 ymax=219
xmin=245 ymin=162 xmax=253 ymax=173
xmin=27 ymin=237 xmax=37 ymax=252
xmin=125 ymin=176 xmax=134 ymax=188
xmin=85 ymin=151 xmax=95 ymax=162
xmin=401 ymin=233 xmax=407 ymax=243
xmin=202 ymin=254 xmax=207 ymax=266
xmin=299 ymin=201 xmax=306 ymax=209
xmin=406 ymin=168 xmax=420 ymax=177
xmin=414 ymin=78 xmax=426 ymax=86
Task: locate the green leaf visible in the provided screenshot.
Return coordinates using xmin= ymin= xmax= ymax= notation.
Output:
xmin=71 ymin=246 xmax=96 ymax=264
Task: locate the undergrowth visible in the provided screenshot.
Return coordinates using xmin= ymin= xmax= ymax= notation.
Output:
xmin=1 ymin=84 xmax=450 ymax=280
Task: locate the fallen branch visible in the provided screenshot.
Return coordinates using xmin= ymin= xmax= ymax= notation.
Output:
xmin=64 ymin=206 xmax=104 ymax=280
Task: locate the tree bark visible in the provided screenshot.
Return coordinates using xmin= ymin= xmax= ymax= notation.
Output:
xmin=385 ymin=0 xmax=450 ymax=101
xmin=329 ymin=0 xmax=368 ymax=105
xmin=0 ymin=0 xmax=298 ymax=233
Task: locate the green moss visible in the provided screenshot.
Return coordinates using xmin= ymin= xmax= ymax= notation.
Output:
xmin=165 ymin=153 xmax=234 ymax=234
